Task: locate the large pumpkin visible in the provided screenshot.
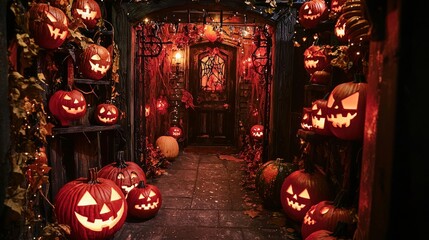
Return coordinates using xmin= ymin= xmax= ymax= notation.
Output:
xmin=127 ymin=181 xmax=162 ymax=219
xmin=301 ymin=200 xmax=357 ymax=239
xmin=72 ymin=0 xmax=101 ymax=29
xmin=326 ymin=79 xmax=368 ymax=140
xmin=298 ymin=0 xmax=329 ymax=29
xmin=255 ymin=158 xmax=297 ymax=209
xmin=98 ymin=151 xmax=147 ymax=197
xmin=79 ymin=44 xmax=111 ymax=80
xmin=156 ymin=136 xmax=179 ymax=159
xmin=48 ymin=89 xmax=87 ymax=126
xmin=54 ymin=168 xmax=127 ymax=240
xmin=280 ymin=169 xmax=334 ymax=223
xmin=95 ymin=103 xmax=119 ymax=125
xmin=28 ymin=3 xmax=68 ymax=49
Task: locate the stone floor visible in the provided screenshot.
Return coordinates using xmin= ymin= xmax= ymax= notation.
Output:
xmin=113 ymin=146 xmax=301 ymax=240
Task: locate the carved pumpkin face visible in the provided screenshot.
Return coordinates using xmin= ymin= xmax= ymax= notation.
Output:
xmin=298 ymin=0 xmax=329 ymax=29
xmin=250 ymin=124 xmax=264 ymax=140
xmin=28 ymin=3 xmax=68 ymax=49
xmin=48 ymin=89 xmax=87 ymax=126
xmin=95 ymin=103 xmax=119 ymax=125
xmin=334 ymin=14 xmax=348 ymax=43
xmin=168 ymin=126 xmax=183 ymax=139
xmin=304 ymin=45 xmax=329 ymax=75
xmin=79 ymin=44 xmax=111 ymax=80
xmin=326 ymin=81 xmax=367 ymax=140
xmin=311 ymin=99 xmax=332 ymax=136
xmin=54 ymin=171 xmax=127 ymax=240
xmin=301 ymin=200 xmax=357 ymax=239
xmin=301 ymin=107 xmax=313 ymax=131
xmin=280 ymin=169 xmax=334 ymax=223
xmin=126 ymin=181 xmax=162 ymax=219
xmin=330 ymin=0 xmax=347 ymax=16
xmin=72 ymin=0 xmax=101 ymax=29
xmin=156 ymin=96 xmax=169 ymax=114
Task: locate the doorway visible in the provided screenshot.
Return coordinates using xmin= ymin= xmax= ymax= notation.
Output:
xmin=187 ymin=42 xmax=237 ymax=146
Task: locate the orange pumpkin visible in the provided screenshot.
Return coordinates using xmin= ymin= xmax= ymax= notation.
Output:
xmin=72 ymin=0 xmax=101 ymax=29
xmin=48 ymin=89 xmax=87 ymax=126
xmin=79 ymin=44 xmax=111 ymax=80
xmin=299 ymin=0 xmax=329 ymax=29
xmin=95 ymin=103 xmax=119 ymax=125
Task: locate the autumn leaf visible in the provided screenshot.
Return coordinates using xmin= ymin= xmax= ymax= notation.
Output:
xmin=244 ymin=209 xmax=261 ymax=219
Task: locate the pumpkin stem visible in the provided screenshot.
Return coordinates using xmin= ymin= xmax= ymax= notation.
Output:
xmin=115 ymin=150 xmax=128 ymax=168
xmin=88 ymin=167 xmax=100 ymax=184
xmin=137 ymin=180 xmax=146 ymax=188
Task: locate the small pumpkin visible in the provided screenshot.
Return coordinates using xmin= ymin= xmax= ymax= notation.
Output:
xmin=72 ymin=0 xmax=101 ymax=29
xmin=48 ymin=89 xmax=87 ymax=126
xmin=95 ymin=103 xmax=119 ymax=125
xmin=155 ymin=136 xmax=179 ymax=159
xmin=28 ymin=3 xmax=68 ymax=49
xmin=98 ymin=151 xmax=147 ymax=197
xmin=54 ymin=168 xmax=127 ymax=240
xmin=127 ymin=181 xmax=162 ymax=219
xmin=168 ymin=126 xmax=183 ymax=139
xmin=303 ymin=45 xmax=330 ymax=75
xmin=301 ymin=107 xmax=313 ymax=131
xmin=250 ymin=124 xmax=264 ymax=140
xmin=79 ymin=43 xmax=111 ymax=80
xmin=255 ymin=158 xmax=298 ymax=209
xmin=298 ymin=0 xmax=329 ymax=29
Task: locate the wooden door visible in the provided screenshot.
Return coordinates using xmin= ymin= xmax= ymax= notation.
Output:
xmin=188 ymin=43 xmax=236 ymax=146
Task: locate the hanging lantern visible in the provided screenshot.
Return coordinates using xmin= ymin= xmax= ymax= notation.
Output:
xmin=303 ymin=45 xmax=329 ymax=75
xmin=79 ymin=43 xmax=111 ymax=80
xmin=204 ymin=25 xmax=218 ymax=43
xmin=168 ymin=126 xmax=183 ymax=139
xmin=145 ymin=103 xmax=151 ymax=117
xmin=72 ymin=0 xmax=101 ymax=29
xmin=28 ymin=3 xmax=68 ymax=49
xmin=298 ymin=0 xmax=329 ymax=29
xmin=250 ymin=124 xmax=264 ymax=140
xmin=301 ymin=107 xmax=313 ymax=131
xmin=48 ymin=89 xmax=87 ymax=126
xmin=156 ymin=96 xmax=169 ymax=114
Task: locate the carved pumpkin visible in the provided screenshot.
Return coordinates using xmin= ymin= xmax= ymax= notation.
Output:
xmin=255 ymin=158 xmax=297 ymax=209
xmin=280 ymin=169 xmax=334 ymax=223
xmin=79 ymin=44 xmax=111 ymax=80
xmin=72 ymin=0 xmax=101 ymax=29
xmin=311 ymin=99 xmax=332 ymax=136
xmin=127 ymin=181 xmax=162 ymax=219
xmin=305 ymin=229 xmax=337 ymax=240
xmin=298 ymin=0 xmax=329 ymax=29
xmin=54 ymin=168 xmax=127 ymax=240
xmin=250 ymin=124 xmax=264 ymax=140
xmin=304 ymin=45 xmax=330 ymax=75
xmin=48 ymin=89 xmax=87 ymax=126
xmin=156 ymin=136 xmax=179 ymax=159
xmin=301 ymin=200 xmax=357 ymax=239
xmin=98 ymin=151 xmax=147 ymax=197
xmin=156 ymin=96 xmax=169 ymax=114
xmin=326 ymin=78 xmax=368 ymax=140
xmin=330 ymin=0 xmax=347 ymax=17
xmin=28 ymin=3 xmax=68 ymax=49
xmin=95 ymin=103 xmax=119 ymax=125
xmin=334 ymin=14 xmax=348 ymax=43
xmin=301 ymin=107 xmax=313 ymax=131
xmin=168 ymin=126 xmax=183 ymax=139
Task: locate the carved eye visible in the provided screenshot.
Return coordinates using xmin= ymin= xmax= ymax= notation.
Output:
xmin=138 ymin=194 xmax=145 ymax=200
xmin=63 ymin=17 xmax=67 ymax=25
xmin=64 ymin=94 xmax=72 ymax=100
xmin=286 ymin=185 xmax=294 ymax=195
xmin=111 ymin=108 xmax=117 ymax=114
xmin=149 ymin=190 xmax=157 ymax=198
xmin=327 ymin=94 xmax=335 ymax=108
xmin=320 ymin=206 xmax=330 ymax=215
xmin=45 ymin=11 xmax=57 ymax=22
xmin=91 ymin=54 xmax=101 ymax=60
xmin=78 ymin=191 xmax=97 ymax=206
xmin=110 ymin=188 xmax=122 ymax=201
xmin=117 ymin=173 xmax=125 ymax=179
xmin=99 ymin=107 xmax=106 ymax=114
xmin=342 ymin=92 xmax=359 ymax=109
xmin=131 ymin=172 xmax=138 ymax=180
xmin=298 ymin=189 xmax=310 ymax=199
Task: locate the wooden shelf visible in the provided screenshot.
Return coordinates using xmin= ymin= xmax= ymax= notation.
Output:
xmin=52 ymin=124 xmax=121 ymax=135
xmin=74 ymin=78 xmax=110 ymax=85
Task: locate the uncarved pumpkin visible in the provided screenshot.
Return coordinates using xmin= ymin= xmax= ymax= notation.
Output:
xmin=156 ymin=136 xmax=179 ymax=159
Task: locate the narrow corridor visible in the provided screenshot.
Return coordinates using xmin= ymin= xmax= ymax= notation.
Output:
xmin=113 ymin=146 xmax=299 ymax=240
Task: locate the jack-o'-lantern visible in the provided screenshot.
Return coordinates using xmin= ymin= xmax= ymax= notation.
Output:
xmin=330 ymin=0 xmax=347 ymax=17
xmin=301 ymin=200 xmax=357 ymax=239
xmin=126 ymin=181 xmax=162 ymax=219
xmin=326 ymin=77 xmax=367 ymax=140
xmin=28 ymin=3 xmax=68 ymax=49
xmin=250 ymin=124 xmax=264 ymax=140
xmin=79 ymin=44 xmax=111 ymax=80
xmin=72 ymin=0 xmax=101 ymax=29
xmin=204 ymin=25 xmax=218 ymax=43
xmin=301 ymin=108 xmax=313 ymax=131
xmin=54 ymin=168 xmax=127 ymax=240
xmin=280 ymin=169 xmax=334 ymax=223
xmin=334 ymin=14 xmax=348 ymax=43
xmin=98 ymin=151 xmax=147 ymax=197
xmin=168 ymin=126 xmax=183 ymax=139
xmin=304 ymin=45 xmax=330 ymax=75
xmin=310 ymin=70 xmax=331 ymax=85
xmin=156 ymin=96 xmax=169 ymax=114
xmin=311 ymin=99 xmax=332 ymax=136
xmin=298 ymin=0 xmax=329 ymax=29
xmin=48 ymin=89 xmax=87 ymax=126
xmin=95 ymin=103 xmax=119 ymax=125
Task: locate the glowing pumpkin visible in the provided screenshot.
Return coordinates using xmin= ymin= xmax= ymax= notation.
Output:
xmin=298 ymin=0 xmax=329 ymax=29
xmin=301 ymin=107 xmax=313 ymax=131
xmin=330 ymin=0 xmax=347 ymax=17
xmin=301 ymin=200 xmax=357 ymax=239
xmin=95 ymin=103 xmax=119 ymax=125
xmin=54 ymin=168 xmax=127 ymax=240
xmin=326 ymin=79 xmax=367 ymax=140
xmin=255 ymin=158 xmax=297 ymax=209
xmin=145 ymin=103 xmax=151 ymax=117
xmin=304 ymin=45 xmax=330 ymax=75
xmin=311 ymin=99 xmax=332 ymax=136
xmin=156 ymin=136 xmax=179 ymax=159
xmin=168 ymin=126 xmax=183 ymax=139
xmin=98 ymin=151 xmax=147 ymax=197
xmin=127 ymin=181 xmax=162 ymax=219
xmin=334 ymin=14 xmax=348 ymax=43
xmin=72 ymin=0 xmax=101 ymax=29
xmin=280 ymin=169 xmax=334 ymax=223
xmin=204 ymin=25 xmax=218 ymax=43
xmin=28 ymin=3 xmax=68 ymax=49
xmin=48 ymin=89 xmax=87 ymax=126
xmin=156 ymin=96 xmax=169 ymax=114
xmin=250 ymin=124 xmax=264 ymax=140
xmin=79 ymin=44 xmax=111 ymax=80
